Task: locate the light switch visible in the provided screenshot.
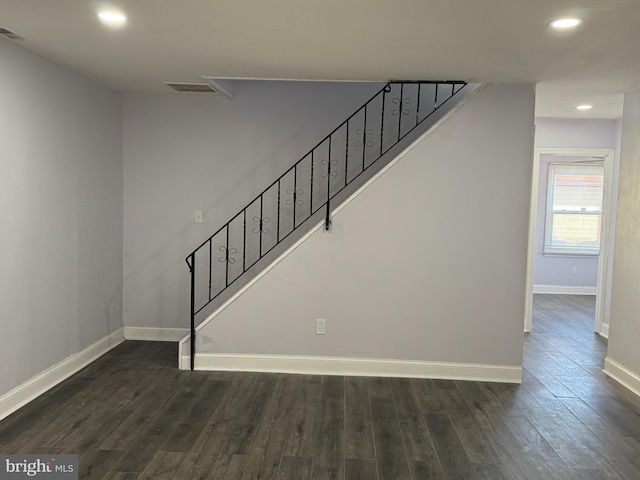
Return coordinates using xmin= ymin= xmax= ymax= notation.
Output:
xmin=194 ymin=210 xmax=203 ymax=224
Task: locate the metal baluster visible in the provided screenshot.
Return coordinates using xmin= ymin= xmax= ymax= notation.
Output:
xmin=344 ymin=122 xmax=349 ymax=187
xmin=398 ymin=83 xmax=404 ymax=141
xmin=326 ymin=139 xmax=332 ymax=230
xmin=416 ymin=83 xmax=421 ymax=125
xmin=243 ymin=209 xmax=247 ymax=272
xmin=310 ymin=151 xmax=314 ymax=215
xmin=435 ymin=83 xmax=439 ymax=109
xmin=208 ymin=239 xmax=212 ymax=301
xmin=225 ymin=224 xmax=229 ymax=287
xmin=259 ymin=196 xmax=264 ymax=257
xmin=293 ymin=165 xmax=297 ymax=229
xmin=277 ymin=180 xmax=281 ymax=242
xmin=380 ymin=86 xmax=387 ymax=156
xmin=189 ymin=253 xmax=195 ymax=371
xmin=362 ymin=104 xmax=368 ymax=171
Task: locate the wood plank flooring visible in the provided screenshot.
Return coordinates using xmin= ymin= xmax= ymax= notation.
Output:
xmin=1 ymin=294 xmax=639 ymax=479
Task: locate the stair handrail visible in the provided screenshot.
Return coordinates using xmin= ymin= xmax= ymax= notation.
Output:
xmin=186 ymin=80 xmax=468 ymax=369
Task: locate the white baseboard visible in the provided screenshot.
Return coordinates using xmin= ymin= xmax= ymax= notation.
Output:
xmin=124 ymin=327 xmax=189 ymax=342
xmin=181 ymin=353 xmax=521 ymax=383
xmin=603 ymin=357 xmax=640 ymax=398
xmin=533 ymin=284 xmax=597 ymax=295
xmin=0 ymin=328 xmax=125 ymax=422
xmin=599 ymin=322 xmax=609 ymax=339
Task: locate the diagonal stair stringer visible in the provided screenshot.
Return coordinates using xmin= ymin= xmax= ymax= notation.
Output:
xmin=179 ymin=82 xmax=485 ymax=369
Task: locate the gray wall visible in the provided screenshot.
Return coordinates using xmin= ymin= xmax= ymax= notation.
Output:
xmin=122 ymin=81 xmax=382 ymax=329
xmin=535 ymin=118 xmax=618 ymax=149
xmin=533 ymin=118 xmax=619 ymax=288
xmin=0 ymin=39 xmax=123 ymax=395
xmin=608 ymin=88 xmax=640 ymax=376
xmin=197 ymin=84 xmax=534 ymax=367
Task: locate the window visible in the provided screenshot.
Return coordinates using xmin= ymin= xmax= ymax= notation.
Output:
xmin=544 ymin=163 xmax=604 ymax=255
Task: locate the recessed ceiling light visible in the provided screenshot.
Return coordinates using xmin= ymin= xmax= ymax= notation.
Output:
xmin=98 ymin=10 xmax=127 ymax=25
xmin=575 ymin=105 xmax=593 ymax=110
xmin=550 ymin=18 xmax=583 ymax=29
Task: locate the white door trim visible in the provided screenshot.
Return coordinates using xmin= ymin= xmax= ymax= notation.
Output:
xmin=524 ymin=147 xmax=615 ymax=334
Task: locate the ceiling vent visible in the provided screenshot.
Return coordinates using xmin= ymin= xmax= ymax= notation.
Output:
xmin=164 ymin=82 xmax=219 ymax=93
xmin=0 ymin=28 xmax=24 ymax=40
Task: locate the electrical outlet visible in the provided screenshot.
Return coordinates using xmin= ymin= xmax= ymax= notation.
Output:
xmin=316 ymin=319 xmax=326 ymax=335
xmin=571 ymin=266 xmax=577 ymax=275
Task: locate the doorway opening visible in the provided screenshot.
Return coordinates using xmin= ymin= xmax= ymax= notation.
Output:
xmin=524 ymin=147 xmax=615 ymax=336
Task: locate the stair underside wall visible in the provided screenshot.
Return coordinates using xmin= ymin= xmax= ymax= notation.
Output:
xmin=196 ymin=83 xmax=535 ymax=368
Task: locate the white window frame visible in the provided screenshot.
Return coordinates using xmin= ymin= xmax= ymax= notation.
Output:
xmin=543 ymin=162 xmax=604 ymax=256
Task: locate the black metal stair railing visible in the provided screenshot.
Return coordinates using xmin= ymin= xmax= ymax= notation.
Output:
xmin=186 ymin=81 xmax=467 ymax=369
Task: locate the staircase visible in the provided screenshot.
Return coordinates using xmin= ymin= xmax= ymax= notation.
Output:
xmin=183 ymin=81 xmax=479 ymax=369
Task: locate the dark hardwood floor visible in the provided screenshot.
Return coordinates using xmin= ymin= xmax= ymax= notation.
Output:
xmin=1 ymin=294 xmax=639 ymax=479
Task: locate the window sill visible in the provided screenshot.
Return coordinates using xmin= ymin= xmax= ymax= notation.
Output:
xmin=542 ymin=251 xmax=599 ymax=258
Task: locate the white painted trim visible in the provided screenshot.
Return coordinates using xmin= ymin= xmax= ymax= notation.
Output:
xmin=179 ymin=83 xmax=486 ymax=368
xmin=599 ymin=322 xmax=609 ymax=339
xmin=124 ymin=326 xmax=189 ymax=342
xmin=203 ymin=78 xmax=233 ymax=98
xmin=179 ymin=349 xmax=189 ymax=370
xmin=532 ymin=285 xmax=597 ymax=295
xmin=603 ymin=357 xmax=640 ymax=398
xmin=183 ymin=353 xmax=521 ymax=383
xmin=594 ymin=149 xmax=615 ymax=335
xmin=0 ymin=328 xmax=125 ymax=422
xmin=524 ymin=135 xmax=540 ymax=333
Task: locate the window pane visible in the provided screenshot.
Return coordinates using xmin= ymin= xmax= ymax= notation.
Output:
xmin=552 ymin=167 xmax=603 ymax=213
xmin=549 ymin=213 xmax=601 ymax=253
xmin=544 ymin=164 xmax=604 ymax=255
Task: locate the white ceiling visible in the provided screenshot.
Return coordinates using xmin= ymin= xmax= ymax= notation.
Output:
xmin=2 ymin=0 xmax=639 ymax=119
